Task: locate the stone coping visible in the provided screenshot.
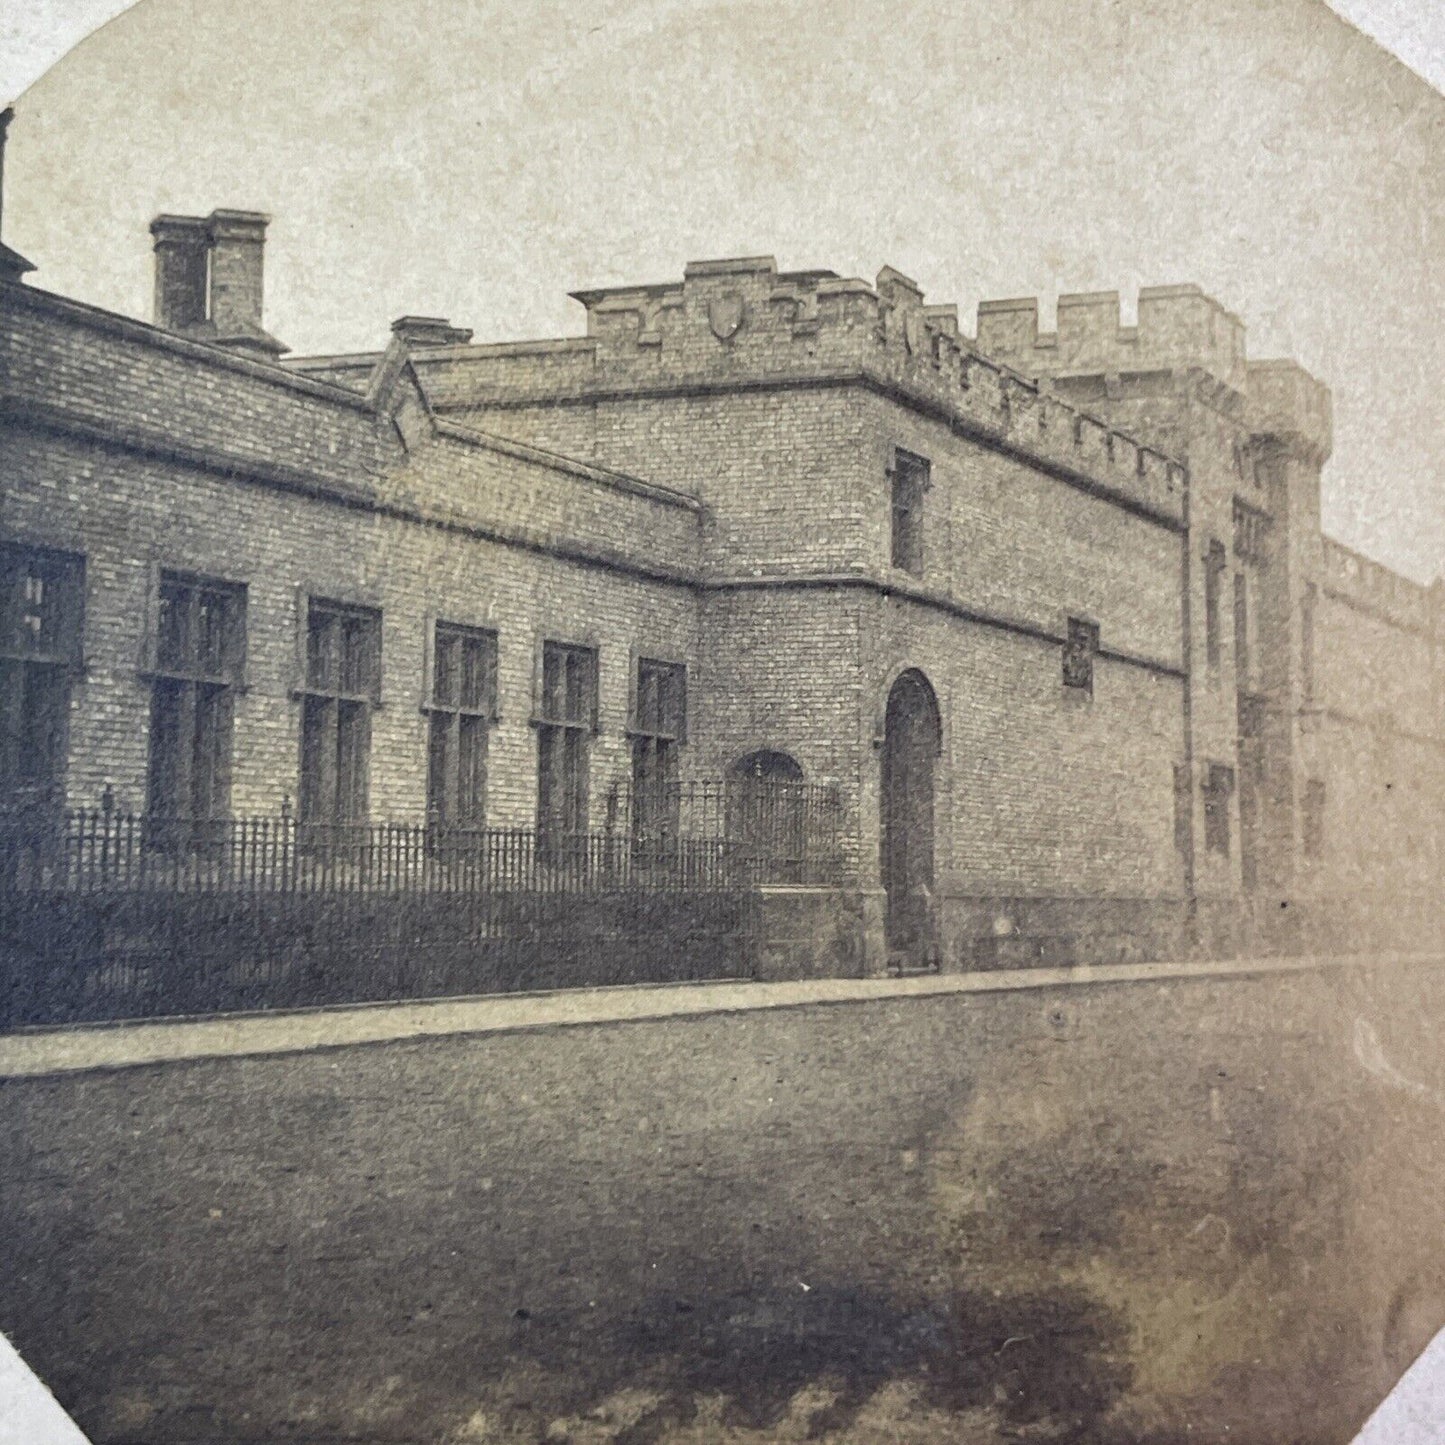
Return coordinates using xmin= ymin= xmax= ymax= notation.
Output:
xmin=1 ymin=952 xmax=1440 ymax=1080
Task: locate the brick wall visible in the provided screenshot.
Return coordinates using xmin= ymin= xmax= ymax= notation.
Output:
xmin=856 ymin=392 xmax=1182 ymax=665
xmin=378 ymin=263 xmax=1191 ymax=928
xmin=4 ymin=284 xmax=392 ymax=491
xmin=463 ymin=390 xmax=1187 ymax=914
xmin=977 ymin=281 xmax=1445 ymax=918
xmin=10 ymin=249 xmax=1436 ymax=966
xmin=0 ymin=423 xmax=701 ymax=824
xmin=454 ymin=387 xmax=877 ymax=580
xmin=1307 ymin=542 xmax=1445 ymax=898
xmin=859 ymin=600 xmax=1184 ymax=900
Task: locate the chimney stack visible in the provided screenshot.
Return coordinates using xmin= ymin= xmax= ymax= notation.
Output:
xmin=150 ymin=215 xmax=210 ymax=332
xmin=390 ymin=316 xmax=474 ymax=348
xmin=207 ymin=210 xmax=284 ymax=358
xmin=0 ymin=106 xmax=37 ymax=283
xmin=149 ymin=208 xmax=287 ymax=360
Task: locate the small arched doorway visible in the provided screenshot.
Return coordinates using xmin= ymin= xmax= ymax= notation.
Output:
xmin=730 ymin=750 xmax=804 ymax=785
xmin=728 ymin=750 xmax=805 ymax=881
xmin=880 ymin=670 xmax=942 ymax=966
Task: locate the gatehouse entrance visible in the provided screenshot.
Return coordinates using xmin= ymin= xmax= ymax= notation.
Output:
xmin=880 ymin=670 xmax=941 ymax=969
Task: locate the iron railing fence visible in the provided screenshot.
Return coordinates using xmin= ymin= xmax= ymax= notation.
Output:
xmin=0 ymin=778 xmax=846 ymax=895
xmin=602 ymin=776 xmax=845 ymax=884
xmin=0 ymin=887 xmax=763 ymax=1027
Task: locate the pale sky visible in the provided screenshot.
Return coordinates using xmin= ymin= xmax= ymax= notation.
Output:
xmin=2 ymin=0 xmax=1441 ymax=103
xmin=1 ymin=0 xmax=1442 ymax=582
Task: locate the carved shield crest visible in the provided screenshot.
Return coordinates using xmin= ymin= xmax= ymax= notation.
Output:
xmin=708 ymin=292 xmax=745 ymax=341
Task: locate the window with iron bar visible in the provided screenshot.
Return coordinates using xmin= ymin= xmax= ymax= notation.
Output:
xmin=630 ymin=658 xmax=686 ymax=844
xmin=1233 ymin=570 xmax=1251 ymax=685
xmin=1233 ymin=498 xmax=1269 ymax=561
xmin=1302 ymin=778 xmax=1326 ymax=860
xmin=1203 ymin=762 xmax=1234 ymax=856
xmin=1062 ymin=617 xmax=1099 ymax=695
xmin=890 ymin=449 xmax=930 ymax=577
xmin=1204 ymin=539 xmax=1227 ymax=669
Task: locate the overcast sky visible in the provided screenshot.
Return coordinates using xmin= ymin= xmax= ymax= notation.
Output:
xmin=1 ymin=0 xmax=1442 ymax=582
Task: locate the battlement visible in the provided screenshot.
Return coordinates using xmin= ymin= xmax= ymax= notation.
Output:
xmin=975 ymin=285 xmax=1248 ymax=396
xmin=550 ymin=258 xmax=1187 ymax=525
xmin=1321 ymin=537 xmax=1442 ymax=634
xmin=1246 ymin=359 xmax=1333 ymax=463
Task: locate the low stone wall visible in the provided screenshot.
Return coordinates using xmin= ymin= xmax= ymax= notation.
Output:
xmin=2 ymin=957 xmax=1443 ymax=1444
xmin=942 ymin=894 xmax=1189 ymax=970
xmin=4 ymin=882 xmax=1433 ymax=1025
xmin=755 ymin=885 xmax=872 ymax=980
xmin=758 ymin=887 xmax=1445 ymax=979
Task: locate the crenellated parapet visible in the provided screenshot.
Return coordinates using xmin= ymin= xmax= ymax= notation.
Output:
xmin=1246 ymin=360 xmax=1333 ymax=465
xmin=1321 ymin=537 xmax=1441 ymax=635
xmin=973 ymin=286 xmax=1335 ymax=495
xmin=561 ymin=257 xmax=1186 ymax=525
xmin=976 ymin=284 xmax=1248 ymax=396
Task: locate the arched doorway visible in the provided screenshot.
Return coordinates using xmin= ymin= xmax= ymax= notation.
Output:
xmin=727 ymin=750 xmax=805 ymax=882
xmin=730 ymin=750 xmax=804 ymax=784
xmin=881 ymin=670 xmax=941 ymax=966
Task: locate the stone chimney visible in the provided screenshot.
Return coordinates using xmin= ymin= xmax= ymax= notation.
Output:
xmin=0 ymin=106 xmax=37 ymax=283
xmin=150 ymin=208 xmax=287 ymax=360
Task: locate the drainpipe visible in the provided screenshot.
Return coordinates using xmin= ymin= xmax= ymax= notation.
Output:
xmin=1178 ymin=393 xmax=1198 ymax=952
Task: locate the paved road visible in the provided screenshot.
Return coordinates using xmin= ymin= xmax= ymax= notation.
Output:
xmin=2 ymin=955 xmax=1442 ymax=1444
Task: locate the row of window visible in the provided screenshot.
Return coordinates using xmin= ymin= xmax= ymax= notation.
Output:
xmin=0 ymin=541 xmax=1330 ymax=859
xmin=1180 ymin=761 xmax=1325 ymax=865
xmin=1203 ymin=509 xmax=1272 ymax=687
xmin=0 ymin=544 xmax=688 ymax=840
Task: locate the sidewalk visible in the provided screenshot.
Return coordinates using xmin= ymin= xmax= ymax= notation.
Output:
xmin=3 ymin=951 xmax=1438 ymax=1079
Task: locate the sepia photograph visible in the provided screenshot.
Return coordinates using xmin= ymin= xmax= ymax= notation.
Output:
xmin=0 ymin=1 xmax=1442 ymax=1441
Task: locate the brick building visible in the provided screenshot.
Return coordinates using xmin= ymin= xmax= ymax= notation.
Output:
xmin=1 ymin=133 xmax=1439 ymax=975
